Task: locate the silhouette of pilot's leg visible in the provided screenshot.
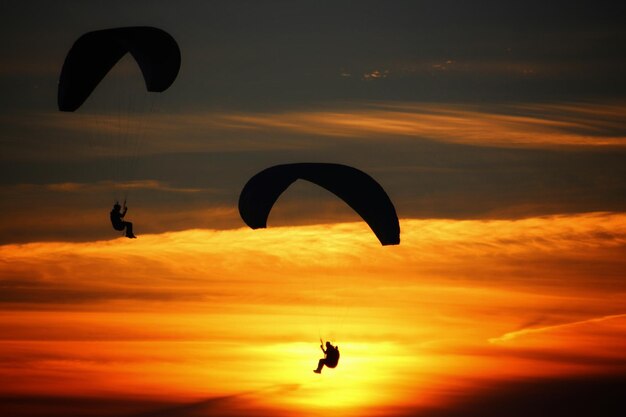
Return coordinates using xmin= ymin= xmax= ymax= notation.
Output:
xmin=125 ymin=222 xmax=136 ymax=238
xmin=314 ymin=359 xmax=325 ymax=373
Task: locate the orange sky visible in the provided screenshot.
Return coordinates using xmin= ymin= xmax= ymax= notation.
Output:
xmin=2 ymin=213 xmax=625 ymax=416
xmin=2 ymin=3 xmax=626 ymax=416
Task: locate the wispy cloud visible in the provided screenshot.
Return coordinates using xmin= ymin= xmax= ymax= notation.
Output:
xmin=489 ymin=314 xmax=626 ymax=344
xmin=211 ymin=102 xmax=626 ymax=148
xmin=40 ymin=180 xmax=209 ymax=194
xmin=6 ymin=101 xmax=625 ymax=162
xmin=391 ymin=57 xmax=604 ymax=79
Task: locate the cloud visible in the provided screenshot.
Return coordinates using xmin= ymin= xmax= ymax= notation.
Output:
xmin=0 ymin=276 xmax=208 ymax=306
xmin=489 ymin=313 xmax=626 ymax=344
xmin=3 ymin=181 xmax=210 ymax=194
xmin=134 ymin=385 xmax=300 ymax=417
xmin=0 ymin=390 xmax=296 ymax=417
xmin=0 ymin=395 xmax=172 ymax=417
xmin=209 ymin=101 xmax=626 ymax=148
xmin=3 ymin=375 xmax=625 ymax=417
xmin=5 ymin=101 xmax=626 ymax=163
xmin=401 ymin=375 xmax=626 ymax=417
xmin=2 ymin=212 xmax=626 ymax=306
xmin=4 ymin=100 xmax=626 ymax=245
xmin=1 ymin=213 xmax=626 ymax=415
xmin=0 ymin=111 xmax=324 ymax=161
xmin=47 ymin=180 xmax=208 ymax=194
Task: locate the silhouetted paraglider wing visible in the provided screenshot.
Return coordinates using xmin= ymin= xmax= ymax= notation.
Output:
xmin=238 ymin=163 xmax=400 ymax=245
xmin=58 ymin=26 xmax=181 ymax=112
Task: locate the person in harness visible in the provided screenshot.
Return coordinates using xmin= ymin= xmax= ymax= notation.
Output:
xmin=110 ymin=201 xmax=136 ymax=238
xmin=313 ymin=340 xmax=340 ymax=374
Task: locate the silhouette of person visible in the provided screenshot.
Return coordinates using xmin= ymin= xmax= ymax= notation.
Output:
xmin=313 ymin=340 xmax=340 ymax=374
xmin=110 ymin=201 xmax=136 ymax=238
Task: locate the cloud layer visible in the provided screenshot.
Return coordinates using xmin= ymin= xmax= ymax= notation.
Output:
xmin=1 ymin=213 xmax=625 ymax=415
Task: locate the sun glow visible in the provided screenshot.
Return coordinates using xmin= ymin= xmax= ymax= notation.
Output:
xmin=1 ymin=213 xmax=626 ymax=414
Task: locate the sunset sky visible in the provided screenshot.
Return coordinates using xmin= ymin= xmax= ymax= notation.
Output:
xmin=1 ymin=1 xmax=626 ymax=416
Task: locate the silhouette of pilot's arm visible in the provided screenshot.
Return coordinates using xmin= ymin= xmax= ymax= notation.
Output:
xmin=120 ymin=205 xmax=127 ymax=218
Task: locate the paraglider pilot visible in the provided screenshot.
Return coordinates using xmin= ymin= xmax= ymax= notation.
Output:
xmin=313 ymin=340 xmax=340 ymax=374
xmin=110 ymin=201 xmax=136 ymax=238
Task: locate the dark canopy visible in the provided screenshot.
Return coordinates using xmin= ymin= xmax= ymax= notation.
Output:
xmin=58 ymin=26 xmax=181 ymax=112
xmin=239 ymin=163 xmax=400 ymax=245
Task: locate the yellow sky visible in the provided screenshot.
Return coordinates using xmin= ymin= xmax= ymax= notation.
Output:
xmin=1 ymin=213 xmax=625 ymax=415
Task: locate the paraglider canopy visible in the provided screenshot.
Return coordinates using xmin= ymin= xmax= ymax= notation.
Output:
xmin=238 ymin=163 xmax=400 ymax=245
xmin=58 ymin=26 xmax=181 ymax=112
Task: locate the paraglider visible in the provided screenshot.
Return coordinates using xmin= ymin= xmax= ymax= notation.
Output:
xmin=314 ymin=340 xmax=340 ymax=374
xmin=238 ymin=163 xmax=400 ymax=245
xmin=58 ymin=27 xmax=180 ymax=238
xmin=239 ymin=163 xmax=400 ymax=369
xmin=58 ymin=26 xmax=181 ymax=112
xmin=110 ymin=201 xmax=136 ymax=238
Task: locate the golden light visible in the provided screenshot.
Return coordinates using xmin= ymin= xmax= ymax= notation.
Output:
xmin=1 ymin=213 xmax=625 ymax=414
